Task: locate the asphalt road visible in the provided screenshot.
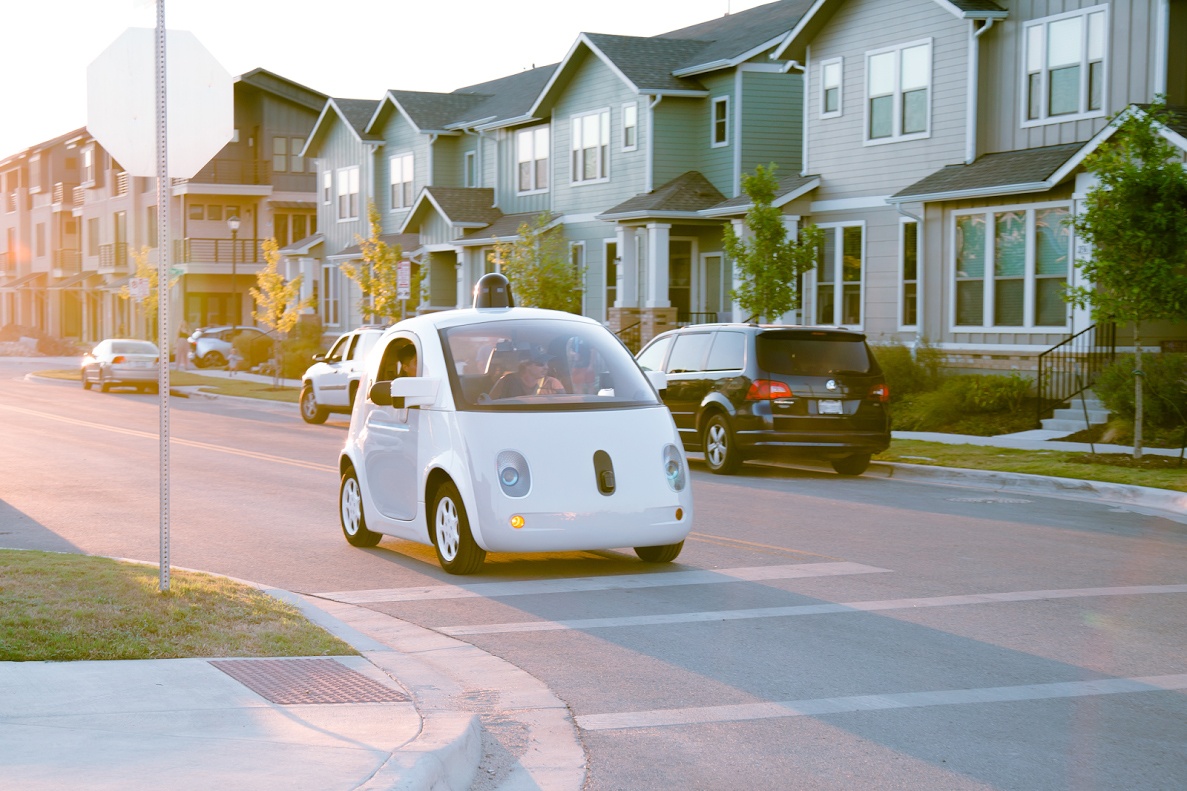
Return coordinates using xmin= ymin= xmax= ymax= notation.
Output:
xmin=2 ymin=357 xmax=1185 ymax=790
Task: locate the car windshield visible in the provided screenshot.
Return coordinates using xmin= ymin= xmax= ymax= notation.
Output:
xmin=756 ymin=331 xmax=876 ymax=376
xmin=112 ymin=341 xmax=159 ymax=355
xmin=440 ymin=318 xmax=660 ymax=411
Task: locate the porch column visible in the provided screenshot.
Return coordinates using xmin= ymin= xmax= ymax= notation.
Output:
xmin=455 ymin=248 xmax=471 ymax=310
xmin=644 ymin=222 xmax=671 ymax=308
xmin=730 ymin=219 xmax=746 ymax=322
xmin=616 ymin=225 xmax=638 ymax=307
xmin=1070 ymin=173 xmax=1096 ymax=335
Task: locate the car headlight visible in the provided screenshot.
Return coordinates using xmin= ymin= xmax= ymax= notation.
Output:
xmin=663 ymin=444 xmax=686 ymax=492
xmin=496 ymin=450 xmax=531 ymax=498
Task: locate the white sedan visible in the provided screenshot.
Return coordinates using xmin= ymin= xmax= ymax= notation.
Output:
xmin=337 ymin=276 xmax=693 ymax=574
xmin=81 ymin=339 xmax=160 ymax=393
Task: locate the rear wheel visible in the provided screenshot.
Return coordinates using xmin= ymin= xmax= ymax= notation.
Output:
xmin=432 ymin=480 xmax=485 ymax=575
xmin=300 ymin=383 xmax=329 ymax=424
xmin=703 ymin=413 xmax=741 ymax=474
xmin=339 ymin=467 xmax=381 ymax=547
xmin=831 ymin=453 xmax=871 ymax=476
xmin=635 ymin=541 xmax=684 ymax=563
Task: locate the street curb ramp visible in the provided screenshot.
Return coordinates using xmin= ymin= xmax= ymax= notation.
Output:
xmin=360 ymin=710 xmax=482 ymax=791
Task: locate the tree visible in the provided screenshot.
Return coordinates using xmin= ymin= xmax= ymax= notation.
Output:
xmin=489 ymin=212 xmax=583 ymax=312
xmin=250 ymin=238 xmax=309 ymax=387
xmin=1067 ymin=100 xmax=1187 ymax=458
xmin=119 ymin=246 xmax=178 ymax=343
xmin=723 ymin=164 xmax=823 ymax=323
xmin=342 ymin=202 xmax=419 ymax=323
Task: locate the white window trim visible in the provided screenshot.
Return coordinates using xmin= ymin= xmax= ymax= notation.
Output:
xmin=622 ymin=101 xmax=639 ymax=152
xmin=322 ymin=265 xmax=341 ymax=327
xmin=464 ymin=151 xmax=477 ymax=188
xmin=820 ymin=57 xmax=843 ymax=119
xmin=389 ymin=152 xmax=415 ymax=211
xmin=1020 ymin=4 xmax=1109 ymax=129
xmin=321 ymin=169 xmax=332 ymax=205
xmin=898 ymin=216 xmax=920 ymax=331
xmin=570 ymin=240 xmax=587 ymax=315
xmin=948 ymin=200 xmax=1073 ymax=333
xmin=603 ymin=238 xmax=618 ymax=320
xmin=570 ymin=109 xmax=611 ymax=186
xmin=863 ymin=38 xmax=932 ymax=146
xmin=807 ymin=221 xmax=866 ymax=330
xmin=516 ymin=125 xmax=550 ymax=195
xmin=336 ymin=166 xmax=359 ymax=222
xmin=711 ymin=96 xmax=730 ymax=148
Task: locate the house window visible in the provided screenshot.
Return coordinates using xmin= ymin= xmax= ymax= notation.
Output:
xmin=206 ymin=204 xmax=222 ymax=221
xmin=464 ymin=151 xmax=477 ymax=188
xmin=1023 ymin=6 xmax=1107 ymax=124
xmin=290 ymin=138 xmax=305 ymax=173
xmin=337 ymin=166 xmax=359 ymax=220
xmin=322 ymin=169 xmax=332 ymax=204
xmin=866 ymin=40 xmax=931 ymax=142
xmin=390 ymin=153 xmax=414 ymax=209
xmin=273 ymin=138 xmax=288 ymax=172
xmin=322 ymin=265 xmax=341 ymax=326
xmin=821 ymin=58 xmax=843 ymax=117
xmin=571 ymin=110 xmax=609 ymax=184
xmin=711 ymin=97 xmax=729 ymax=147
xmin=188 ymin=203 xmax=204 ymax=221
xmin=954 ymin=205 xmax=1071 ymax=329
xmin=517 ymin=126 xmax=549 ymax=192
xmin=815 ymin=224 xmax=864 ymax=327
xmin=82 ymin=147 xmax=96 ymax=185
xmin=901 ymin=219 xmax=918 ymax=327
xmin=622 ymin=102 xmax=638 ymax=151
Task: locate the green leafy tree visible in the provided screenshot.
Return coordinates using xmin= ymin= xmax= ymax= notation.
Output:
xmin=250 ymin=238 xmax=310 ymax=386
xmin=342 ymin=202 xmax=419 ymax=322
xmin=119 ymin=246 xmax=178 ymax=343
xmin=489 ymin=212 xmax=582 ymax=312
xmin=1068 ymin=100 xmax=1187 ymax=458
xmin=723 ymin=164 xmax=823 ymax=323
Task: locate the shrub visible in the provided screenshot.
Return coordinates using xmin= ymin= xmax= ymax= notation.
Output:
xmin=0 ymin=324 xmax=84 ymax=356
xmin=280 ymin=317 xmax=326 ymax=379
xmin=232 ymin=331 xmax=273 ymax=368
xmin=1093 ymin=353 xmax=1187 ymax=429
xmin=890 ymin=373 xmax=1034 ymax=433
xmin=872 ymin=337 xmax=944 ymax=398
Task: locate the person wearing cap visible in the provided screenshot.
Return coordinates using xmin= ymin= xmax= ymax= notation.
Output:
xmin=489 ymin=350 xmax=565 ymax=398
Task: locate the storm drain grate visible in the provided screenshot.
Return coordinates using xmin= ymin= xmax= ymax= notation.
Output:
xmin=209 ymin=658 xmax=409 ymax=705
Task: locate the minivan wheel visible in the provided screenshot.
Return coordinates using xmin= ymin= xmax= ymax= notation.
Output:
xmin=205 ymin=351 xmax=226 ymax=368
xmin=431 ymin=480 xmax=485 ymax=575
xmin=635 ymin=541 xmax=684 ymax=563
xmin=831 ymin=453 xmax=871 ymax=476
xmin=703 ymin=414 xmax=742 ymax=474
xmin=339 ymin=467 xmax=382 ymax=547
xmin=300 ymin=383 xmax=329 ymax=424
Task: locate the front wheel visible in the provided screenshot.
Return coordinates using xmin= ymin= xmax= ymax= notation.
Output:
xmin=831 ymin=453 xmax=871 ymax=476
xmin=703 ymin=413 xmax=741 ymax=474
xmin=432 ymin=480 xmax=485 ymax=575
xmin=98 ymin=371 xmax=111 ymax=393
xmin=82 ymin=368 xmax=91 ymax=390
xmin=204 ymin=351 xmax=226 ymax=369
xmin=300 ymin=383 xmax=329 ymax=424
xmin=339 ymin=467 xmax=382 ymax=547
xmin=635 ymin=542 xmax=684 ymax=563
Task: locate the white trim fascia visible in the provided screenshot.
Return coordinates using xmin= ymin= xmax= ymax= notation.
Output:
xmin=773 ymin=0 xmax=828 ymax=60
xmin=810 ymin=195 xmax=891 ymax=212
xmin=738 ymin=62 xmax=789 ymax=73
xmin=733 ymin=71 xmax=743 ymax=195
xmin=889 ymin=183 xmax=1052 ymax=204
xmin=368 ymin=93 xmax=425 ymax=137
xmin=171 ymin=183 xmax=271 ymax=197
xmin=557 ymin=212 xmax=602 ymax=225
xmin=699 ymin=177 xmax=821 ymax=218
xmin=455 ymin=235 xmax=520 ymax=248
xmin=932 ymin=0 xmax=1008 ymax=19
xmin=596 ymin=211 xmax=711 ymax=222
xmin=673 ymin=36 xmax=792 ymax=77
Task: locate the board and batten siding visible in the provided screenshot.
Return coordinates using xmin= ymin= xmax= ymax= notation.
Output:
xmin=375 ymin=112 xmax=423 ymax=234
xmin=740 ymin=69 xmax=803 ymax=179
xmin=495 ymin=121 xmax=552 ymax=216
xmin=805 ymin=0 xmax=968 ymax=200
xmin=698 ymin=72 xmax=737 ymax=196
xmin=419 ymin=212 xmax=457 ymax=247
xmin=652 ymin=97 xmax=704 ymax=188
xmin=316 ymin=121 xmax=371 ymax=258
xmin=978 ymin=1 xmax=1168 ymax=155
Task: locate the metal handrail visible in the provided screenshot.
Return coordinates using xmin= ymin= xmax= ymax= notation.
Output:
xmin=1035 ymin=323 xmax=1116 ymax=427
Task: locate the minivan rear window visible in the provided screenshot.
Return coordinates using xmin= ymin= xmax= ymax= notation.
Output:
xmin=756 ymin=332 xmax=876 ymax=376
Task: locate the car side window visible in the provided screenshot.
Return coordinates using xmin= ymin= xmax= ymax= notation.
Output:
xmin=635 ymin=336 xmax=673 ymax=372
xmin=326 ymin=335 xmax=349 ymax=364
xmin=704 ymin=331 xmax=745 ymax=371
xmin=666 ymin=333 xmax=712 ymax=374
xmin=344 ymin=335 xmax=360 ymax=361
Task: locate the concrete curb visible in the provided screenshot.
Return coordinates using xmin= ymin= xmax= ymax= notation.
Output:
xmin=363 ymin=711 xmax=483 ymax=791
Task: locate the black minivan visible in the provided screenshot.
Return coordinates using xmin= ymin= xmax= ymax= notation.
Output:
xmin=636 ymin=324 xmax=890 ymax=475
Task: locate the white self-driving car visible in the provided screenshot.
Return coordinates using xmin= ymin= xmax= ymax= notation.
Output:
xmin=337 ymin=274 xmax=693 ymax=574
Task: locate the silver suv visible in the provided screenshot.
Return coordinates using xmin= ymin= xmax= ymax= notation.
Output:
xmin=188 ymin=325 xmax=269 ymax=369
xmin=299 ymin=326 xmax=385 ymax=423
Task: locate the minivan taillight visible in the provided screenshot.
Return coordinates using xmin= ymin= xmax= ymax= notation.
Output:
xmin=112 ymin=355 xmax=126 ymax=364
xmin=868 ymin=383 xmax=890 ymax=403
xmin=747 ymin=379 xmax=793 ymax=400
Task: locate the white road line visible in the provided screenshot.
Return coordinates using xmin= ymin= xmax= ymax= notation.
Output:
xmin=317 ymin=562 xmax=892 ymax=603
xmin=434 ymin=584 xmax=1187 ymax=635
xmin=576 ymin=674 xmax=1187 ymax=731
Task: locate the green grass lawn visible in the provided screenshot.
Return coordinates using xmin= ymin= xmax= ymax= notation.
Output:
xmin=37 ymin=368 xmax=299 ymax=403
xmin=0 ymin=551 xmax=355 ymax=661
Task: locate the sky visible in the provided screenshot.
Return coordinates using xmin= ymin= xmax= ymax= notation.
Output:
xmin=1 ymin=0 xmax=775 ymax=159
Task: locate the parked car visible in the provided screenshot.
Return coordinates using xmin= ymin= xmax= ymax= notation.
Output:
xmin=299 ymin=326 xmax=386 ymax=423
xmin=187 ymin=325 xmax=270 ymax=369
xmin=337 ymin=274 xmax=693 ymax=575
xmin=81 ymin=339 xmax=161 ymax=393
xmin=635 ymin=324 xmax=890 ymax=476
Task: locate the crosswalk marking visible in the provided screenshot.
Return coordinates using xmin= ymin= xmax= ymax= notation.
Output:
xmin=434 ymin=584 xmax=1187 ymax=636
xmin=575 ymin=674 xmax=1187 ymax=731
xmin=316 ymin=561 xmax=891 ymax=603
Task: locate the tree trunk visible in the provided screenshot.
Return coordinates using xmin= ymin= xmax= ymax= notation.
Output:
xmin=1133 ymin=324 xmax=1143 ymax=460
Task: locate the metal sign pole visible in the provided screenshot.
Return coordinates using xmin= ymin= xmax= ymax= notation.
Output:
xmin=155 ymin=0 xmax=171 ymax=592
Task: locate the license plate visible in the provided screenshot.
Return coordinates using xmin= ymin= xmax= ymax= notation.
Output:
xmin=818 ymin=399 xmax=843 ymax=415
xmin=133 ymin=361 xmax=151 ymax=368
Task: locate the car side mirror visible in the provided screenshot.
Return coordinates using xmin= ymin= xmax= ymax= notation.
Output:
xmin=645 ymin=370 xmax=668 ymax=391
xmin=313 ymin=353 xmax=326 ymax=362
xmin=370 ymin=377 xmax=439 ymax=408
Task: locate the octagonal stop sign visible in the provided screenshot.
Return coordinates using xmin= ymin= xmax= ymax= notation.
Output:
xmin=87 ymin=28 xmax=233 ymax=178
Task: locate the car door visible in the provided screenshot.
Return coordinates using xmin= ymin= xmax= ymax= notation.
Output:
xmin=660 ymin=331 xmax=714 ymax=447
xmin=316 ymin=333 xmax=355 ymax=408
xmin=362 ymin=333 xmax=422 ymax=522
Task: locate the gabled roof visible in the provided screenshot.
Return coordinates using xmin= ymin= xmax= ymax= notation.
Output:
xmin=448 ymin=65 xmax=559 ymax=130
xmin=301 ymin=98 xmax=382 ymax=157
xmin=662 ymin=0 xmax=816 ymax=77
xmin=333 ymin=232 xmax=419 ymax=258
xmin=235 ymin=68 xmax=328 ymax=112
xmin=701 ymin=173 xmax=820 ymax=217
xmin=598 ymin=171 xmax=726 ymax=220
xmin=371 ymin=91 xmax=488 ymax=135
xmin=279 ymin=233 xmax=324 ymax=256
xmin=459 ymin=212 xmax=563 ymax=246
xmin=401 ymin=187 xmax=500 ymax=235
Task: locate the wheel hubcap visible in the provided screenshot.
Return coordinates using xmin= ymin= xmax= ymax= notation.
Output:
xmin=341 ymin=478 xmax=362 ymax=535
xmin=436 ymin=497 xmax=460 ymax=561
xmin=302 ymin=391 xmax=316 ymax=418
xmin=706 ymin=423 xmax=726 ymax=466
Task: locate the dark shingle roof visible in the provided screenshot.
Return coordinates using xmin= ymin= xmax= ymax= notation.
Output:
xmin=945 ymin=0 xmax=1008 ymax=14
xmin=891 ymin=144 xmax=1082 ymax=201
xmin=659 ymin=0 xmax=817 ymax=71
xmin=451 ymin=65 xmax=559 ymax=126
xmin=582 ymin=34 xmax=710 ymax=92
xmin=334 ymin=99 xmax=382 ymax=139
xmin=465 ymin=212 xmax=560 ymax=241
xmin=334 ymin=232 xmax=420 ymax=258
xmin=423 ymin=187 xmax=501 ymax=226
xmin=384 ymin=91 xmax=488 ymax=132
xmin=705 ymin=172 xmax=819 ymax=214
xmin=600 ymin=172 xmax=726 ymax=218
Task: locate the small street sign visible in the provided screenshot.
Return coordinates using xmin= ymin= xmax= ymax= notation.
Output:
xmin=129 ymin=277 xmax=151 ymax=301
xmin=397 ymin=260 xmax=412 ymax=300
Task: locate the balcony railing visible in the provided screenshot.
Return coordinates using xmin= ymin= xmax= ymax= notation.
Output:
xmin=0 ymin=250 xmax=13 ymax=273
xmin=1035 ymin=323 xmax=1117 ymax=427
xmin=72 ymin=185 xmax=86 ymax=208
xmin=98 ymin=242 xmax=129 ymax=272
xmin=5 ymin=192 xmax=16 ymax=213
xmin=53 ymin=249 xmax=82 ymax=275
xmin=173 ymin=237 xmax=262 ymax=264
xmin=172 ymin=159 xmax=271 ymax=186
xmin=53 ymin=182 xmax=79 ymax=207
xmin=114 ymin=171 xmax=129 ymax=196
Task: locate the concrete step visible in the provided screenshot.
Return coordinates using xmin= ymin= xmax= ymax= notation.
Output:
xmin=1051 ymin=407 xmax=1110 ymax=423
xmin=1042 ymin=417 xmax=1099 ymax=432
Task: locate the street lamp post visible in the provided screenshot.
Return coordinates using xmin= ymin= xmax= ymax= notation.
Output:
xmin=227 ymin=215 xmax=240 ymax=324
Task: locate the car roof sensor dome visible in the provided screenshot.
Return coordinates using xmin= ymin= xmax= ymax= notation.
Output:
xmin=473 ymin=272 xmax=515 ymax=309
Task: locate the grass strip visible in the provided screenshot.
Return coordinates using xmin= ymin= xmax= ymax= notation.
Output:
xmin=36 ymin=369 xmax=299 ymax=403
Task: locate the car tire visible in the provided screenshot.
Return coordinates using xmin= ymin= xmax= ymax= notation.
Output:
xmin=339 ymin=467 xmax=382 ymax=548
xmin=347 ymin=381 xmax=359 ymax=410
xmin=300 ymin=383 xmax=329 ymax=424
xmin=98 ymin=371 xmax=111 ymax=393
xmin=831 ymin=453 xmax=871 ymax=476
xmin=431 ymin=480 xmax=485 ymax=575
xmin=634 ymin=541 xmax=684 ymax=563
xmin=82 ymin=368 xmax=91 ymax=390
xmin=205 ymin=351 xmax=226 ymax=369
xmin=703 ymin=413 xmax=742 ymax=474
